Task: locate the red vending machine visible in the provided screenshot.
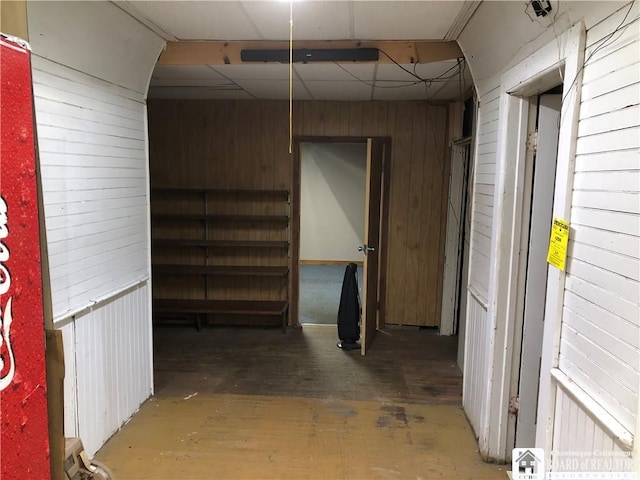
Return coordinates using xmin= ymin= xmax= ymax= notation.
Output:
xmin=0 ymin=33 xmax=51 ymax=480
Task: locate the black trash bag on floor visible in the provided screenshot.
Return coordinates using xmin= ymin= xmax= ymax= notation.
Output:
xmin=337 ymin=263 xmax=361 ymax=350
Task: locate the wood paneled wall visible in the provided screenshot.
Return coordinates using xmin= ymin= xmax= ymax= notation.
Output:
xmin=148 ymin=100 xmax=450 ymax=327
xmin=0 ymin=0 xmax=28 ymax=39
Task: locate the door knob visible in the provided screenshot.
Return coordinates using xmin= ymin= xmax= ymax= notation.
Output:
xmin=358 ymin=244 xmax=375 ymax=255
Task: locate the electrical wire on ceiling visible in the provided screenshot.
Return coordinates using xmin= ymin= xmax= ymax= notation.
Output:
xmin=379 ymin=48 xmax=466 ymax=84
xmin=332 ymin=53 xmax=468 ymax=102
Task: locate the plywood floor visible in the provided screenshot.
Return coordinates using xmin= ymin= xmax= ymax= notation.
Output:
xmin=95 ymin=325 xmax=507 ymax=479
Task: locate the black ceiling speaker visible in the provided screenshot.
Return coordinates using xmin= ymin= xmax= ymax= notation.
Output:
xmin=241 ymin=48 xmax=379 ymax=63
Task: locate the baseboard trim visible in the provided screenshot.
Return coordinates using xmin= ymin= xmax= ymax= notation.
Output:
xmin=300 ymin=260 xmax=363 ymax=266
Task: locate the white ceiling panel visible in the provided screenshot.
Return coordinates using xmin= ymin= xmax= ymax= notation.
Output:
xmin=233 ymin=79 xmax=313 ymax=100
xmin=353 ymin=1 xmax=463 ymax=40
xmin=413 ymin=60 xmax=463 ymax=79
xmin=152 ymin=65 xmax=227 ymax=81
xmin=212 ymin=64 xmax=291 ymax=80
xmin=304 ymin=80 xmax=373 ymax=101
xmin=242 ymin=1 xmax=353 ymax=40
xmin=375 ymin=63 xmax=421 ymax=82
xmin=294 ymin=63 xmax=375 ymax=81
xmin=148 ymin=86 xmax=253 ymax=100
xmin=372 ymin=81 xmax=430 ymax=101
xmin=151 ymin=78 xmax=238 ymax=88
xmin=127 ymin=1 xmax=260 ymax=40
xmin=150 ymin=78 xmax=237 ymax=89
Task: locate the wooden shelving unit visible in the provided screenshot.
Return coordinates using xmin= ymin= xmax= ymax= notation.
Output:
xmin=151 ymin=187 xmax=290 ymax=331
xmin=152 ymin=213 xmax=289 ymax=223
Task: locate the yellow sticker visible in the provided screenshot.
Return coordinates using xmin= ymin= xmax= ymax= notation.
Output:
xmin=547 ymin=217 xmax=570 ymax=271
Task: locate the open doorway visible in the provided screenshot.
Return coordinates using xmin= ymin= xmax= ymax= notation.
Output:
xmin=510 ymin=88 xmax=562 ymax=449
xmin=292 ymin=136 xmax=390 ymax=355
xmin=298 ymin=142 xmax=366 ymax=326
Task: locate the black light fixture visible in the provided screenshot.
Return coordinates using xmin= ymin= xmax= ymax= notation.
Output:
xmin=531 ymin=0 xmax=552 ymax=17
xmin=241 ymin=48 xmax=379 ymax=63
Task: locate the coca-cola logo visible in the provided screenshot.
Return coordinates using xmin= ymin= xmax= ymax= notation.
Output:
xmin=0 ymin=196 xmax=15 ymax=391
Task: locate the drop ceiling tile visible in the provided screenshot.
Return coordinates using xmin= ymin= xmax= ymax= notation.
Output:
xmin=212 ymin=64 xmax=291 ymax=80
xmin=148 ymin=86 xmax=253 ymax=100
xmin=151 ymin=65 xmax=227 ymax=84
xmin=413 ymin=60 xmax=463 ymax=80
xmin=294 ymin=63 xmax=375 ymax=82
xmin=150 ymin=78 xmax=238 ymax=88
xmin=303 ymin=80 xmax=373 ymax=101
xmin=371 ymin=81 xmax=430 ymax=101
xmin=428 ymin=60 xmax=474 ymax=100
xmin=241 ymin=1 xmax=352 ymax=40
xmin=375 ymin=63 xmax=422 ymax=82
xmin=233 ymin=79 xmax=312 ymax=100
xmin=353 ymin=1 xmax=463 ymax=40
xmin=128 ymin=1 xmax=260 ymax=40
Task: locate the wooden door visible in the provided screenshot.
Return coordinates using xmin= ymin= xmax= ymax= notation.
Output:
xmin=360 ymin=138 xmax=385 ymax=355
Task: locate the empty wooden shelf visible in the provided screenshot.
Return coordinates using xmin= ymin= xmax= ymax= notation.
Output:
xmin=152 ymin=214 xmax=289 ymax=224
xmin=151 ymin=187 xmax=290 ymax=330
xmin=153 ymin=298 xmax=289 ymax=332
xmin=153 ymin=264 xmax=288 ymax=276
xmin=153 ymin=239 xmax=289 ymax=249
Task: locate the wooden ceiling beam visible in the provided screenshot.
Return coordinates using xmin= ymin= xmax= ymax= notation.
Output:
xmin=158 ymin=40 xmax=463 ymax=65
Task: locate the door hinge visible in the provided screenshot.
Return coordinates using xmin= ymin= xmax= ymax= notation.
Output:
xmin=509 ymin=395 xmax=520 ymax=415
xmin=527 ymin=131 xmax=539 ymax=153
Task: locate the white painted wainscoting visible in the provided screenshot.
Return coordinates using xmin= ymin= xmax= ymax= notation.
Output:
xmin=552 ymin=381 xmax=633 ymax=473
xmin=59 ymin=281 xmax=152 ymax=458
xmin=466 ymin=84 xmax=500 ymax=299
xmin=462 ymin=291 xmax=490 ymax=446
xmin=27 ymin=0 xmax=164 ymax=457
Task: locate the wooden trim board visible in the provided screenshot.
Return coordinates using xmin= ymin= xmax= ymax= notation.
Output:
xmin=300 ymin=260 xmax=363 ymax=266
xmin=159 ymin=40 xmax=462 ymax=65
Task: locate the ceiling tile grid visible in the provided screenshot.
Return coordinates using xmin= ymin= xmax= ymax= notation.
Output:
xmin=139 ymin=1 xmax=474 ymax=101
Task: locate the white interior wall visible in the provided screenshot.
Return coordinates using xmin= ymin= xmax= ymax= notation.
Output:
xmin=26 ymin=0 xmax=165 ymax=456
xmin=556 ymin=1 xmax=639 ymax=446
xmin=458 ymin=0 xmax=638 ymax=465
xmin=58 ymin=283 xmax=151 ymax=457
xmin=300 ymin=143 xmax=367 ymax=263
xmin=31 ymin=56 xmax=150 ymax=316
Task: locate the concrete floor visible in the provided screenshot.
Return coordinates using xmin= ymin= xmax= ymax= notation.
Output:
xmin=95 ymin=325 xmax=507 ymax=479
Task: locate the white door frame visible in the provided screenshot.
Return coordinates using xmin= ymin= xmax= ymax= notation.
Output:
xmin=514 ymin=93 xmax=562 ymax=449
xmin=480 ymin=23 xmax=586 ymax=462
xmin=440 ymin=138 xmax=473 ymax=336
